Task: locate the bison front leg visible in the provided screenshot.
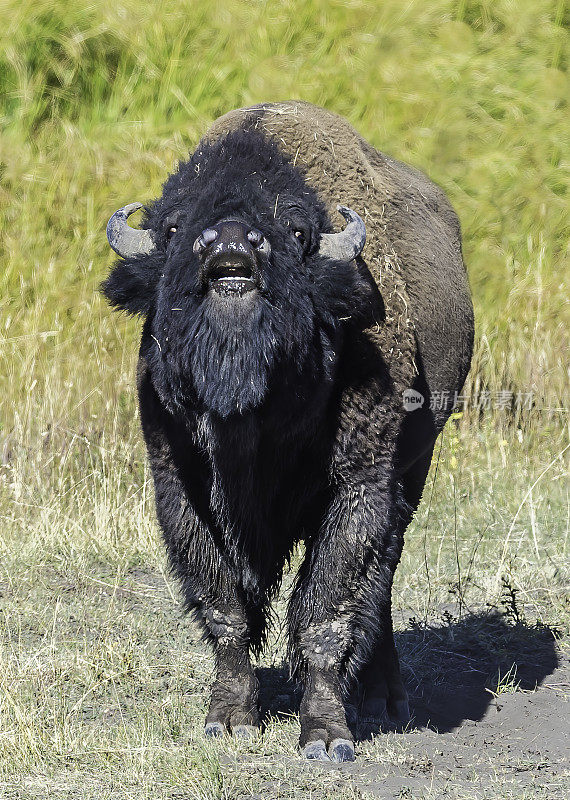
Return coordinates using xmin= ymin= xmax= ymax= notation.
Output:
xmin=163 ymin=515 xmax=262 ymax=740
xmin=203 ymin=609 xmax=261 ymax=739
xmin=156 ymin=494 xmax=262 ymax=738
xmin=138 ymin=368 xmax=262 ymax=738
xmin=288 ymin=479 xmax=407 ymax=761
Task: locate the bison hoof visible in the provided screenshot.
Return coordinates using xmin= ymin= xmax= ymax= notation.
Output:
xmin=329 ymin=738 xmax=355 ymax=762
xmin=303 ymin=739 xmax=330 ymax=761
xmin=204 ymin=721 xmax=226 ymax=738
xmin=231 ymin=724 xmax=260 ymax=739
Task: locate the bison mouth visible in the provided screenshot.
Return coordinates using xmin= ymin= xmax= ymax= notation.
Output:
xmin=204 ymin=254 xmax=257 ymax=297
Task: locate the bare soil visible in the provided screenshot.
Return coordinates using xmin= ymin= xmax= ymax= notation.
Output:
xmin=242 ymin=609 xmax=570 ymax=798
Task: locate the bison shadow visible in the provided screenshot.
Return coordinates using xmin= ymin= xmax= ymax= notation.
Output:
xmin=257 ymin=609 xmax=559 ymax=738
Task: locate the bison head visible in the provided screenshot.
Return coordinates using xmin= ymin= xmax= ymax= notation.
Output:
xmin=102 ymin=128 xmax=381 ymax=418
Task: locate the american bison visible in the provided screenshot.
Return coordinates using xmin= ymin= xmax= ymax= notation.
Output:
xmin=102 ymin=102 xmax=473 ymax=762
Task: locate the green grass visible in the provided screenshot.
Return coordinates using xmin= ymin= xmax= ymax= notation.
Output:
xmin=0 ymin=0 xmax=569 ymax=797
xmin=1 ymin=0 xmax=568 ymax=422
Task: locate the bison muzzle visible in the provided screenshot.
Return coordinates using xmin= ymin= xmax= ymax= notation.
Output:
xmin=102 ymin=102 xmax=474 ymax=762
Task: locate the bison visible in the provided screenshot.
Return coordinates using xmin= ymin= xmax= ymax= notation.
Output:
xmin=102 ymin=101 xmax=473 ymax=762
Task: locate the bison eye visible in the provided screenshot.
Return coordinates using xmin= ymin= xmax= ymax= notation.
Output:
xmin=294 ymin=230 xmax=306 ymax=246
xmin=166 ymin=226 xmax=177 ymax=240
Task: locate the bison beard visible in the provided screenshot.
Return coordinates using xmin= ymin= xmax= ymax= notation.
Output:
xmin=154 ymin=292 xmax=293 ymax=418
xmin=101 ymin=102 xmax=473 ymax=762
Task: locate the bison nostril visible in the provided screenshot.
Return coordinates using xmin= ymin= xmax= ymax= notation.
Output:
xmin=202 ymin=229 xmax=218 ymax=245
xmin=193 ymin=228 xmax=218 ymax=253
xmin=247 ymin=229 xmax=263 ymax=248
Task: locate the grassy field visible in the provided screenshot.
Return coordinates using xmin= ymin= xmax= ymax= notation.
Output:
xmin=0 ymin=0 xmax=568 ymax=797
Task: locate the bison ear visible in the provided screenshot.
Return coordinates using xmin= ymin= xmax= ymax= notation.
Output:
xmin=314 ymin=256 xmax=385 ymax=329
xmin=352 ymin=257 xmax=385 ymax=327
xmin=100 ymin=256 xmax=159 ymax=317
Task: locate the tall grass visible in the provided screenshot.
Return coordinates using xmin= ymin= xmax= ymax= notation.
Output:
xmin=1 ymin=0 xmax=568 ymax=431
xmin=0 ymin=0 xmax=568 ymax=576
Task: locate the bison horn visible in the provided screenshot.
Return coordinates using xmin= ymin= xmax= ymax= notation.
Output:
xmin=318 ymin=205 xmax=366 ymax=262
xmin=106 ymin=202 xmax=156 ymax=258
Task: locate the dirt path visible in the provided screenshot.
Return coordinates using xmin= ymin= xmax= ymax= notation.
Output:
xmin=349 ymin=657 xmax=570 ymax=798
